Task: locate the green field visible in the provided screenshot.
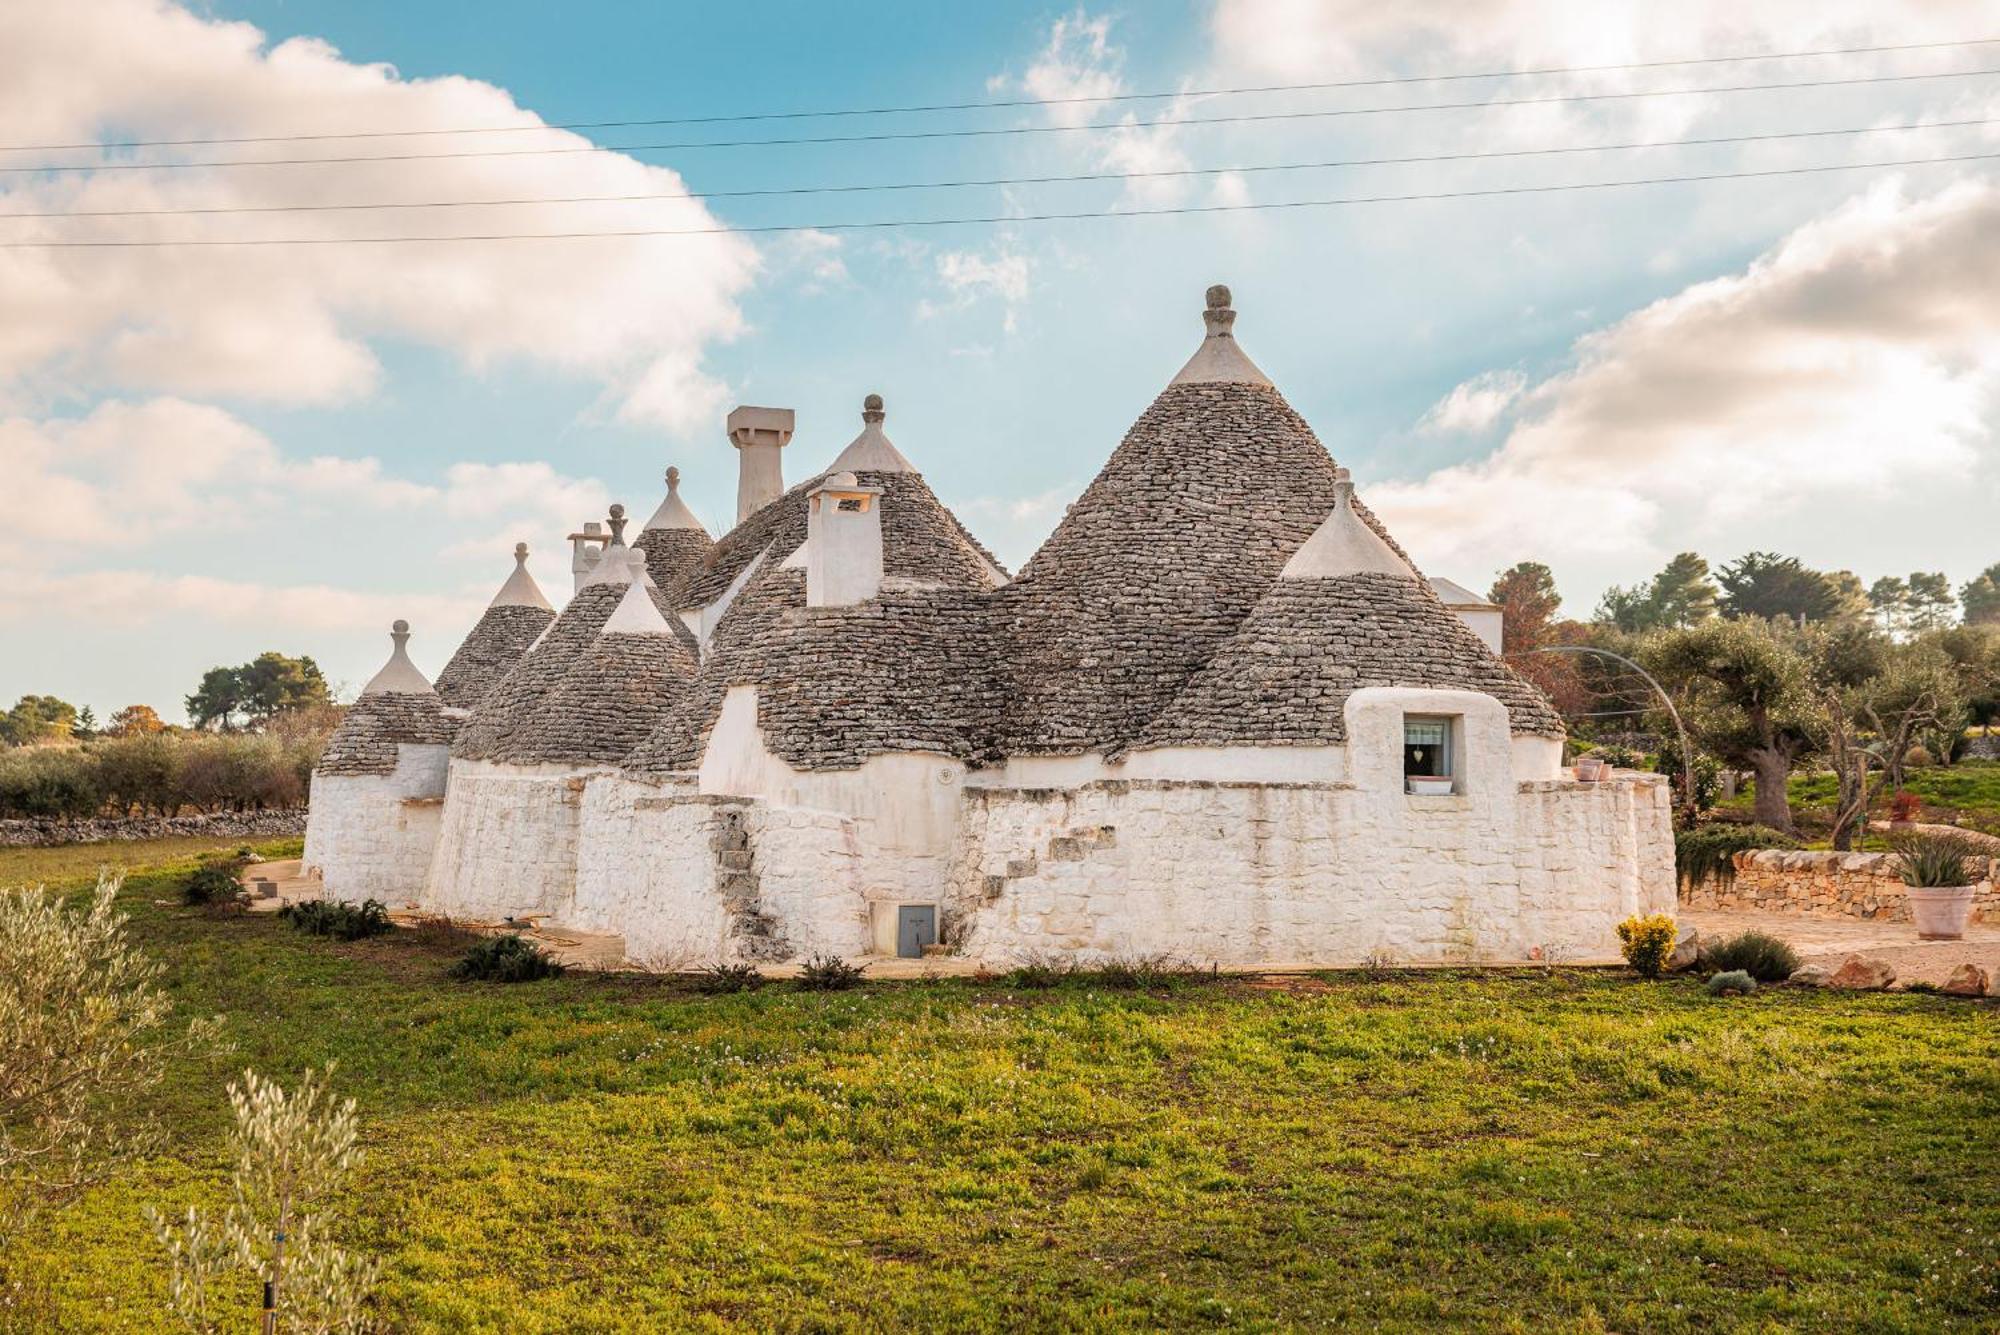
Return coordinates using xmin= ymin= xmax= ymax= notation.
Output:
xmin=5 ymin=842 xmax=1997 ymax=1332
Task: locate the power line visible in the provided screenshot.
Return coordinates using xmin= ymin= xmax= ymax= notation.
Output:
xmin=7 ymin=67 xmax=1996 ymax=176
xmin=4 ymin=117 xmax=1986 ymax=221
xmin=5 ymin=150 xmax=1991 ymax=248
xmin=5 ymin=34 xmax=1996 ymax=152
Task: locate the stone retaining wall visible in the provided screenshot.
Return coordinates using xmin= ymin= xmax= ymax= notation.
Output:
xmin=0 ymin=809 xmax=307 ymax=849
xmin=1679 ymin=849 xmax=1999 ymax=922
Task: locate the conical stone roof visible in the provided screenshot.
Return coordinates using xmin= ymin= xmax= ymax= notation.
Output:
xmin=496 ymin=574 xmax=702 ymax=766
xmin=636 ymin=466 xmax=716 ymax=605
xmin=318 ymin=621 xmax=454 ymax=775
xmin=435 ymin=544 xmax=559 ymax=710
xmin=1136 ymin=475 xmax=1562 ymax=749
xmin=989 ymin=284 xmax=1408 ymax=757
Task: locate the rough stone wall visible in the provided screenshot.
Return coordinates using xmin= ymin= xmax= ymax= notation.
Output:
xmin=565 ymin=772 xmax=865 ymax=964
xmin=435 ymin=604 xmax=558 ymax=711
xmin=422 ymin=758 xmax=593 ymax=922
xmin=302 ymin=741 xmax=451 ymax=905
xmin=1681 ymin=849 xmax=1998 ymax=922
xmin=943 ymin=773 xmax=1672 ymax=966
xmin=0 ymin=809 xmax=306 ymax=848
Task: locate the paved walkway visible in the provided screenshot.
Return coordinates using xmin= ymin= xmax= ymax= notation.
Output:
xmin=1681 ymin=907 xmax=1998 ymax=988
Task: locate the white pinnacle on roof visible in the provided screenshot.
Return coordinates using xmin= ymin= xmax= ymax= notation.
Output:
xmin=581 ymin=505 xmax=636 ymax=587
xmin=1168 ymin=284 xmax=1273 ymax=387
xmin=490 ymin=542 xmax=554 ymax=611
xmin=360 ymin=620 xmax=436 ymax=695
xmin=600 ymin=564 xmax=677 ymax=635
xmin=1280 ymin=468 xmax=1417 ymax=580
xmin=825 ymin=394 xmax=916 ymax=473
xmin=643 ymin=466 xmax=709 ymax=535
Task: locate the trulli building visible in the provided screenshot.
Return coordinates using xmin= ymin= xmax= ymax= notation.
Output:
xmin=305 ymin=287 xmax=1673 ymax=966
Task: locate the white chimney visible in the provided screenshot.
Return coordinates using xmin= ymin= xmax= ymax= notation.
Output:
xmin=568 ymin=519 xmax=606 ymax=595
xmin=805 ymin=471 xmax=885 ymax=608
xmin=727 ymin=405 xmax=796 ymax=524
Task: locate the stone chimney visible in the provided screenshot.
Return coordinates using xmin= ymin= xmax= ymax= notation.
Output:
xmin=727 ymin=405 xmax=796 ymax=525
xmin=568 ymin=519 xmax=606 ymax=595
xmin=804 ymin=470 xmax=885 ymax=608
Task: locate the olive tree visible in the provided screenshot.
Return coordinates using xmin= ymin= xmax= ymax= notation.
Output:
xmin=0 ymin=876 xmax=221 ymax=1240
xmin=152 ymin=1067 xmax=378 ymax=1335
xmin=1644 ymin=620 xmax=1818 ymax=834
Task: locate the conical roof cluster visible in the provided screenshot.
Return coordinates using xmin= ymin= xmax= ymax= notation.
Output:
xmin=626 ymin=395 xmax=1005 ymax=775
xmin=425 ymin=285 xmax=1556 ymax=778
xmin=318 ymin=622 xmax=454 ymax=775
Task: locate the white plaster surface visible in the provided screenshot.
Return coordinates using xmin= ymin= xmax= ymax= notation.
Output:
xmin=423 ymin=757 xmax=597 ymax=922
xmin=302 ymin=742 xmax=449 ymax=905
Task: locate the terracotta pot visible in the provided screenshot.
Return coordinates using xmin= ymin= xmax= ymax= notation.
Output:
xmin=1573 ymin=759 xmax=1601 ymax=782
xmin=1906 ymin=883 xmax=1979 ymax=940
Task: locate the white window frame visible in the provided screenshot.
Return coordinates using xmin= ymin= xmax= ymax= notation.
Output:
xmin=1403 ymin=714 xmax=1459 ymax=795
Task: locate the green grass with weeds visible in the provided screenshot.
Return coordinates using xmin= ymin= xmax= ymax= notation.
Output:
xmin=3 ymin=842 xmax=1996 ymax=1331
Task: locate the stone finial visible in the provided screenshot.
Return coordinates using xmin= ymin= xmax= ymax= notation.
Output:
xmin=607 ymin=503 xmax=628 ymax=545
xmin=1203 ymin=284 xmax=1237 ymax=338
xmin=826 ymin=392 xmax=915 ymax=473
xmin=643 ymin=463 xmax=709 ymax=535
xmin=1169 ymin=282 xmax=1270 ymax=386
xmin=361 ymin=618 xmax=435 ymax=695
xmin=493 ymin=539 xmax=554 ymax=610
xmin=666 ymin=465 xmax=680 ymax=492
xmin=1279 ymin=465 xmax=1415 ymax=582
xmin=1333 ymin=466 xmax=1354 ymax=505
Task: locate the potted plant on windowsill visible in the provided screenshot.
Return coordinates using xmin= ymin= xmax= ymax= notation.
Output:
xmin=1895 ymin=832 xmax=1983 ymax=941
xmin=1406 ymin=776 xmax=1455 ymax=796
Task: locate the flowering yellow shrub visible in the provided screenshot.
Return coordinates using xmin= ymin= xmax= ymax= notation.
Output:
xmin=1616 ymin=913 xmax=1677 ymax=979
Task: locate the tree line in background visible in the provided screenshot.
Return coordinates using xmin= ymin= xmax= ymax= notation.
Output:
xmin=0 ymin=652 xmax=337 ymax=820
xmin=1492 ymin=552 xmax=2000 ymax=848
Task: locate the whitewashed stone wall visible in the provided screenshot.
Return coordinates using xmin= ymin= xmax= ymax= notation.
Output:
xmin=422 ymin=757 xmax=595 ymax=922
xmin=302 ymin=742 xmax=449 ymax=906
xmin=943 ymin=688 xmax=1672 ymax=966
xmin=743 ymin=803 xmax=872 ymax=957
xmin=569 ymin=774 xmax=735 ymax=964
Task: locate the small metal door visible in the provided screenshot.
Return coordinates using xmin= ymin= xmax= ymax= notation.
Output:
xmin=896 ymin=905 xmax=937 ymax=959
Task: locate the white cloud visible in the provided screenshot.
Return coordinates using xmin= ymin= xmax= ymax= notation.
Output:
xmin=0 ymin=568 xmax=481 ymax=636
xmin=1419 ymin=369 xmax=1526 ymax=434
xmin=1370 ymin=177 xmax=2000 ymax=584
xmin=1001 ymin=10 xmax=1200 ymax=207
xmin=0 ymin=0 xmax=758 ymax=434
xmin=0 ymin=397 xmax=608 ymax=568
xmin=919 ymin=244 xmax=1034 ymax=332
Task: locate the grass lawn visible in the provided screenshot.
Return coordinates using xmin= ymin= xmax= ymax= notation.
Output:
xmin=5 ymin=844 xmax=1997 ymax=1332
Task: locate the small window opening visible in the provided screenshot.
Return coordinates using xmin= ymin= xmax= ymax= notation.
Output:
xmin=1404 ymin=716 xmax=1455 ymax=794
xmin=836 ymin=497 xmax=865 ymax=512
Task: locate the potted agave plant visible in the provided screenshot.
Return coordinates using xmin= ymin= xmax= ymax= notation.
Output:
xmin=1895 ymin=832 xmax=1983 ymax=941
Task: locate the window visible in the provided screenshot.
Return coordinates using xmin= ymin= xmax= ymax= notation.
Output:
xmin=1404 ymin=716 xmax=1454 ymax=793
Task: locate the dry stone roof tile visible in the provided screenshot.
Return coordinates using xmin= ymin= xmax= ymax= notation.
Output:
xmin=434 ymin=604 xmax=558 ymax=710
xmin=317 ymin=691 xmax=455 ymax=776
xmin=497 ymin=628 xmax=702 ymax=766
xmin=1136 ymin=571 xmax=1563 ymax=748
xmin=989 ymin=380 xmax=1407 ymax=757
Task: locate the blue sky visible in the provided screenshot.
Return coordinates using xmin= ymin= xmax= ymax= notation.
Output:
xmin=2 ymin=1 xmax=1997 ymax=718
